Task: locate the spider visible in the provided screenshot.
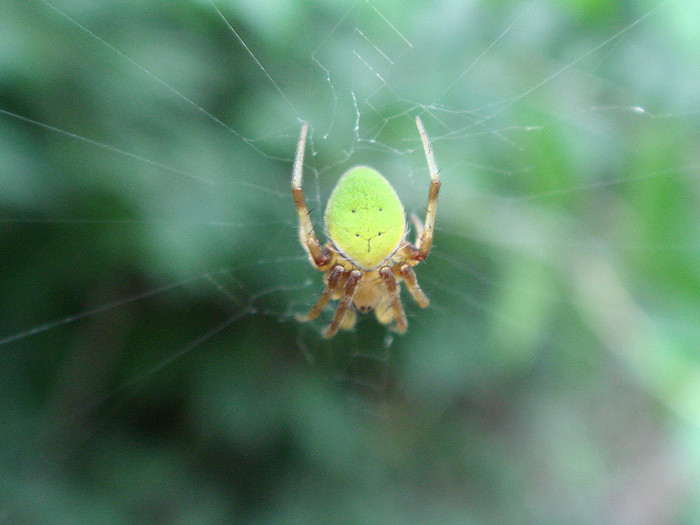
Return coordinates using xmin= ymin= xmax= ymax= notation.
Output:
xmin=292 ymin=116 xmax=440 ymax=338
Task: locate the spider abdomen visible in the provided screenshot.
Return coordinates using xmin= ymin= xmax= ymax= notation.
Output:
xmin=324 ymin=166 xmax=405 ymax=270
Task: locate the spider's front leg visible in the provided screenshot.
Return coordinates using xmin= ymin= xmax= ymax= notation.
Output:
xmin=292 ymin=122 xmax=331 ymax=269
xmin=414 ymin=116 xmax=441 ymax=261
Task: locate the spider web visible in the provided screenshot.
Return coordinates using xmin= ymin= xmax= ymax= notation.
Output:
xmin=2 ymin=0 xmax=700 ymax=521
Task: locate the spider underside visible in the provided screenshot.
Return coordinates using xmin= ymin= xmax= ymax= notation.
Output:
xmin=292 ymin=116 xmax=441 ymax=338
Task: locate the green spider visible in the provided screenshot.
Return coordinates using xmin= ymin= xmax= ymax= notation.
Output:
xmin=292 ymin=116 xmax=441 ymax=338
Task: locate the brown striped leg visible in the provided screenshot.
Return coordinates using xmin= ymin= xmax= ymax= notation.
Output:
xmin=324 ymin=270 xmax=362 ymax=338
xmin=379 ymin=267 xmax=407 ymax=333
xmin=297 ymin=265 xmax=346 ymax=322
xmin=398 ymin=263 xmax=429 ymax=308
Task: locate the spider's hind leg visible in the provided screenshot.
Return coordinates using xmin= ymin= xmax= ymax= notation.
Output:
xmin=323 ymin=270 xmax=362 ymax=338
xmin=399 ymin=263 xmax=429 ymax=308
xmin=296 ymin=265 xmax=345 ymax=323
xmin=379 ymin=267 xmax=408 ymax=333
xmin=374 ymin=295 xmax=394 ymax=326
xmin=339 ymin=307 xmax=357 ymax=331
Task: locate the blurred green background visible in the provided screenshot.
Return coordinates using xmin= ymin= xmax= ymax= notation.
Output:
xmin=2 ymin=0 xmax=700 ymax=523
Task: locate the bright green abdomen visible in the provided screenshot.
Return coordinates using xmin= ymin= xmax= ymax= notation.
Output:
xmin=324 ymin=166 xmax=405 ymax=270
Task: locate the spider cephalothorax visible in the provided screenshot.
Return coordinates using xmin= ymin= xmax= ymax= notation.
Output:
xmin=292 ymin=116 xmax=440 ymax=338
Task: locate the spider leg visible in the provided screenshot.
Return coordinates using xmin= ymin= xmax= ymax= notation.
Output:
xmin=324 ymin=270 xmax=362 ymax=338
xmin=413 ymin=116 xmax=441 ymax=260
xmin=292 ymin=122 xmax=331 ymax=269
xmin=339 ymin=307 xmax=356 ymax=331
xmin=297 ymin=264 xmax=346 ymax=323
xmin=379 ymin=267 xmax=407 ymax=333
xmin=398 ymin=263 xmax=429 ymax=308
xmin=374 ymin=295 xmax=395 ymax=326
